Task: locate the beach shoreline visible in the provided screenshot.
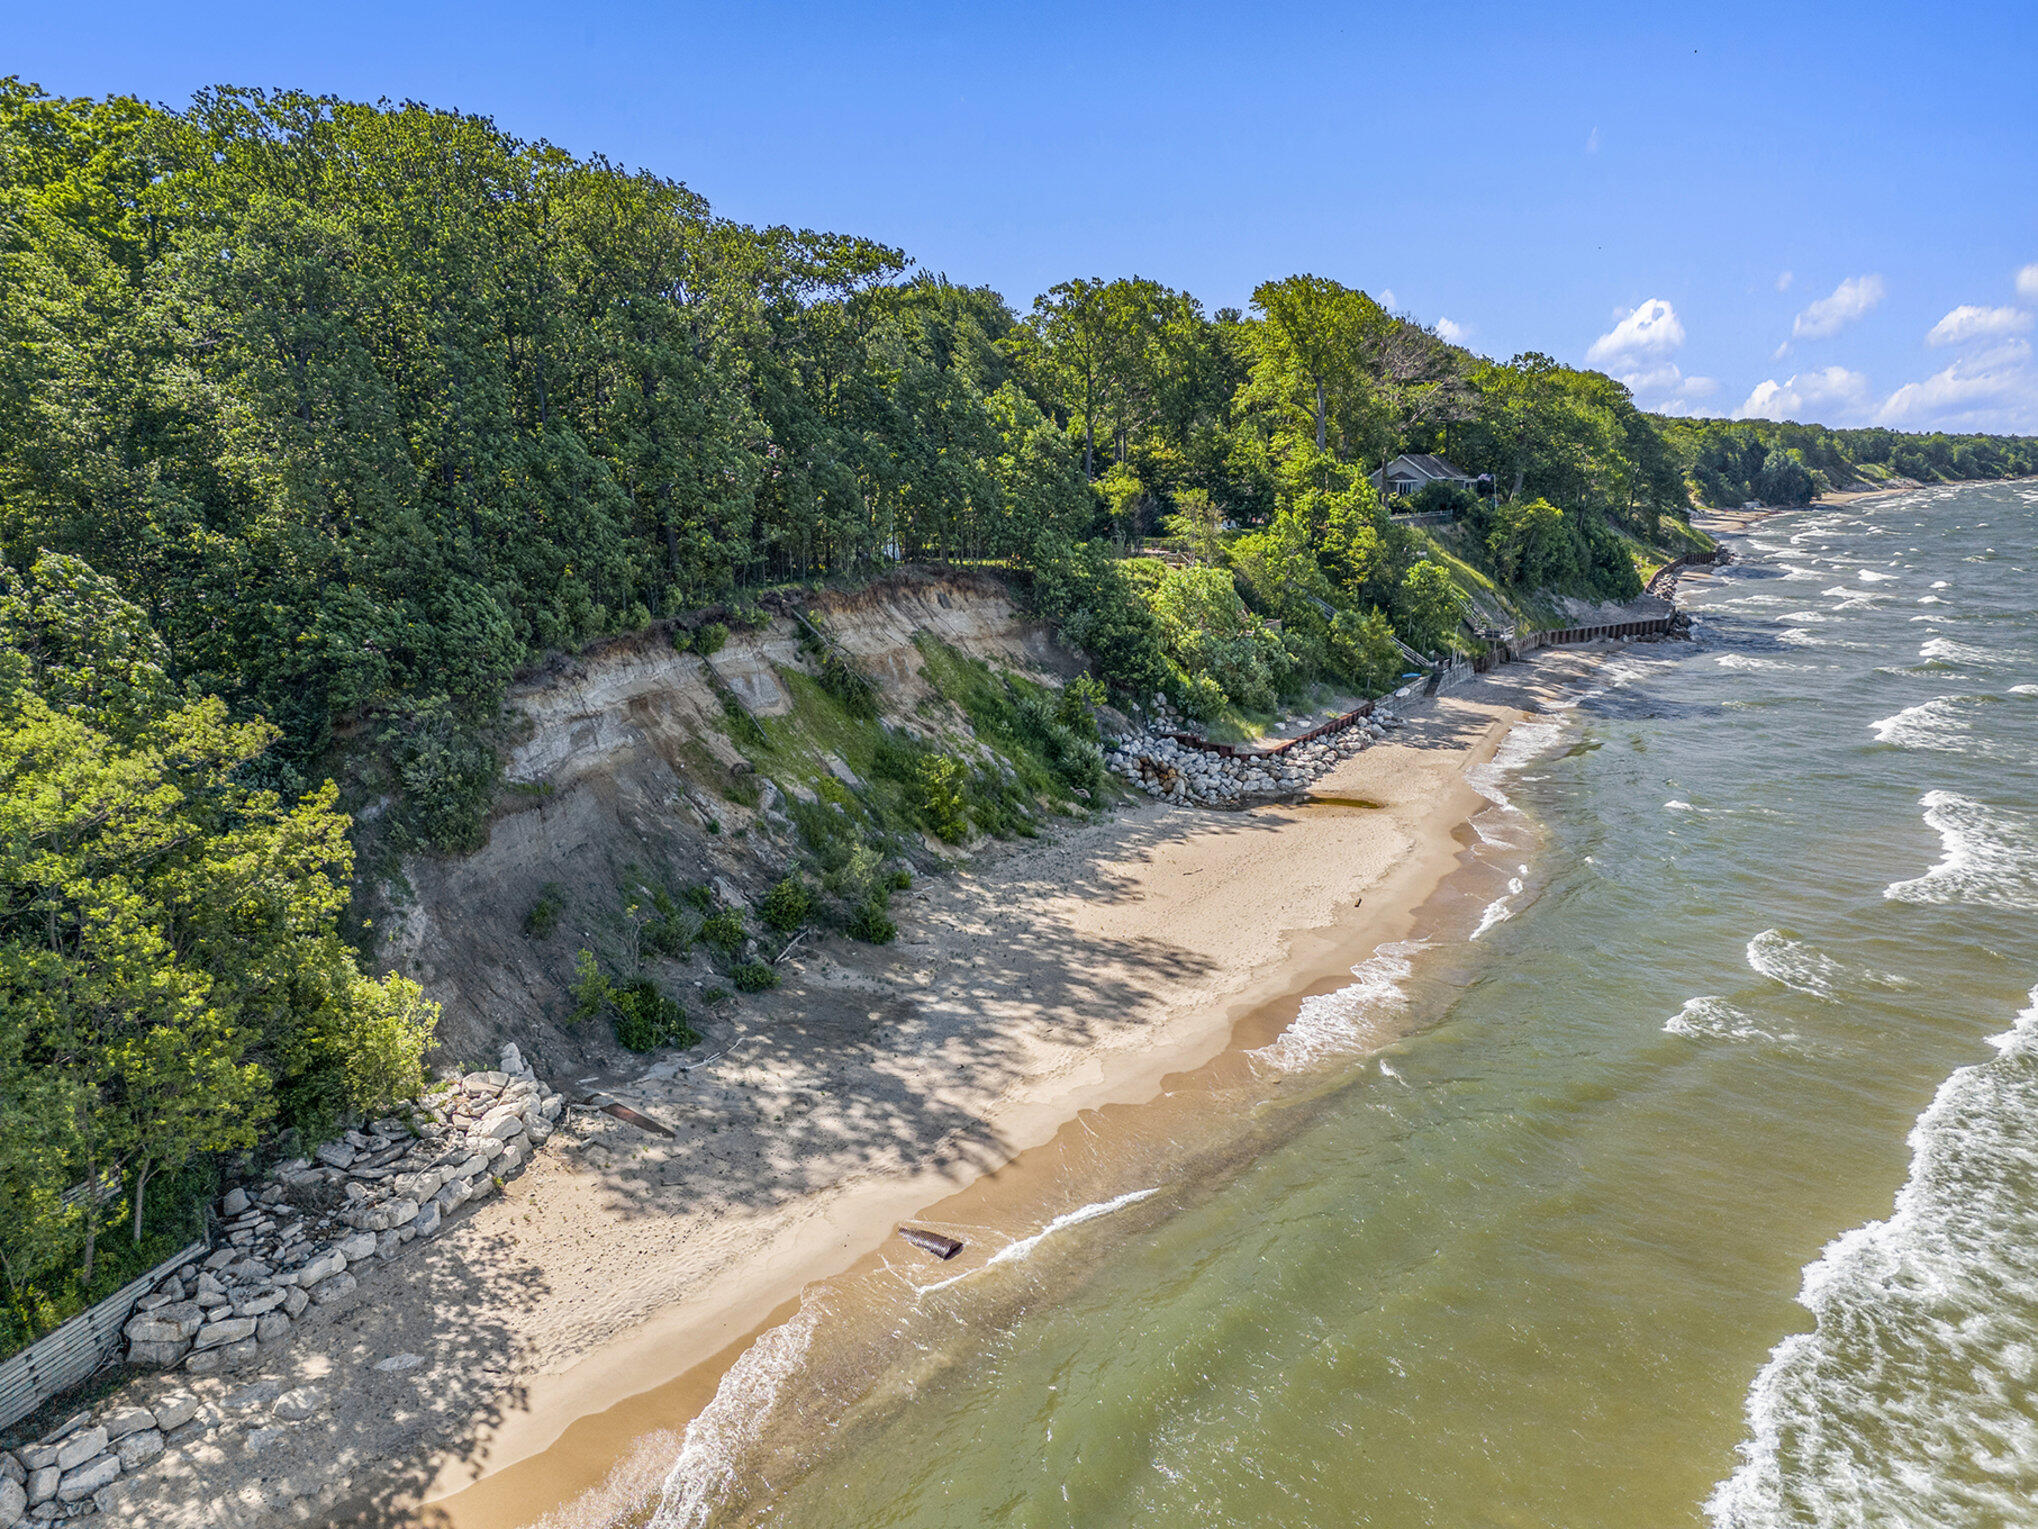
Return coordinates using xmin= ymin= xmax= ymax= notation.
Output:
xmin=405 ymin=649 xmax=1619 ymax=1529
xmin=105 ymin=647 xmax=1624 ymax=1529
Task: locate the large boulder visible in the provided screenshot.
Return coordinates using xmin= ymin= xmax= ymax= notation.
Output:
xmin=55 ymin=1453 xmax=120 ymax=1502
xmin=296 ymin=1248 xmax=346 ymax=1285
xmin=52 ymin=1430 xmax=106 ymax=1474
xmin=150 ymin=1393 xmax=200 ymax=1432
xmin=308 ymin=1270 xmax=357 ymax=1306
xmin=230 ymin=1286 xmax=285 ymax=1317
xmin=193 ymin=1315 xmax=257 ymax=1350
xmin=99 ymin=1408 xmax=155 ymax=1443
xmin=272 ymin=1386 xmax=325 ymax=1422
xmin=113 ymin=1429 xmax=163 ymax=1471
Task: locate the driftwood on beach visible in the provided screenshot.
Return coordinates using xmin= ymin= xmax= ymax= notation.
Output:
xmin=898 ymin=1226 xmax=964 ymax=1260
xmin=594 ymin=1100 xmax=676 ymax=1138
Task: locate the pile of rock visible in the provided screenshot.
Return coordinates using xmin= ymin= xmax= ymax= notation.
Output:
xmin=125 ymin=1049 xmax=563 ymax=1378
xmin=1108 ymin=706 xmax=1403 ymax=807
xmin=1 ymin=1392 xmax=200 ymax=1524
xmin=0 ymin=1047 xmax=564 ymax=1526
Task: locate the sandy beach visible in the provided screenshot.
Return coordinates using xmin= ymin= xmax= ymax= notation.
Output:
xmin=106 ymin=648 xmax=1616 ymax=1529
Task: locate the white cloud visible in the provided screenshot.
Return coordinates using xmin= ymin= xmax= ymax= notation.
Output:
xmin=1586 ymin=298 xmax=1685 ymax=367
xmin=1586 ymin=126 xmax=1600 ymax=154
xmin=1584 ymin=299 xmax=1712 ymax=410
xmin=1377 ymin=288 xmax=1398 ymax=311
xmin=1877 ymin=339 xmax=2038 ymax=432
xmin=1790 ymin=275 xmax=1886 ymax=339
xmin=1734 ymin=366 xmax=1873 ymax=423
xmin=1436 ymin=317 xmax=1470 ymax=345
xmin=1771 ymin=341 xmax=1791 ymax=361
xmin=1926 ymin=304 xmax=2032 ymax=347
xmin=2018 ymin=264 xmax=2038 ymax=301
xmin=1775 ymin=270 xmax=1794 ymax=293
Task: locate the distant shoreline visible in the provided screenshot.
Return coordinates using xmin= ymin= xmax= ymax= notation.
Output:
xmin=1695 ymin=472 xmax=2038 ymax=535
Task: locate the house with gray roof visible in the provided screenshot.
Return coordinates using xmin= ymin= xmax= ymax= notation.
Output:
xmin=1369 ymin=453 xmax=1478 ymax=500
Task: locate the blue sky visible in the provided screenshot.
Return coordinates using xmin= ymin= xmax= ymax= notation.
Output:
xmin=14 ymin=0 xmax=2038 ymax=432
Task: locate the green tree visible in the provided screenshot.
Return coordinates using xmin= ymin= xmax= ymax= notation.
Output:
xmin=1394 ymin=561 xmax=1465 ymax=655
xmin=0 ymin=552 xmax=436 ymax=1300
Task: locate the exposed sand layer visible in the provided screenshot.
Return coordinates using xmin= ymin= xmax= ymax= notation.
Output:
xmin=103 ymin=651 xmax=1610 ymax=1529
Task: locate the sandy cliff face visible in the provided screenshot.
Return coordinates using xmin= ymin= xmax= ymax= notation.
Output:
xmin=372 ymin=572 xmax=1079 ymax=1073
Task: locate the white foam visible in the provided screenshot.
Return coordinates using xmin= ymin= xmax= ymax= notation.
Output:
xmin=1663 ymin=996 xmax=1796 ymax=1046
xmin=1470 ymin=876 xmax=1526 ymax=940
xmin=1715 ymin=654 xmax=1793 ymax=671
xmin=1708 ymin=987 xmax=2038 ymax=1527
xmin=2011 ymin=684 xmax=2038 ymax=697
xmin=1931 ymin=580 xmax=1951 ymax=589
xmin=1251 ymin=940 xmax=1428 ymax=1071
xmin=1745 ymin=929 xmax=1844 ymax=999
xmin=652 ymin=1303 xmax=823 ymax=1528
xmin=1919 ymin=637 xmax=1996 ymax=665
xmin=1870 ymin=697 xmax=1982 ymax=753
xmin=914 ymin=1188 xmax=1160 ymax=1298
xmin=1857 ymin=569 xmax=1898 ymax=582
xmin=1885 ymin=792 xmax=2038 ymax=913
xmin=1466 ymin=718 xmax=1566 ymax=812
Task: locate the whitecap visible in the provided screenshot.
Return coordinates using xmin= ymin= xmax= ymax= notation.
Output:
xmin=2011 ymin=684 xmax=2038 ymax=697
xmin=1931 ymin=579 xmax=1951 ymax=589
xmin=1663 ymin=996 xmax=1796 ymax=1046
xmin=1884 ymin=792 xmax=2038 ymax=913
xmin=1745 ymin=929 xmax=1844 ymax=999
xmin=1919 ymin=637 xmax=1996 ymax=665
xmin=1870 ymin=696 xmax=1993 ymax=754
xmin=1707 ymin=987 xmax=2038 ymax=1527
xmin=1665 ymin=800 xmax=1694 ymax=812
xmin=1857 ymin=569 xmax=1898 ymax=582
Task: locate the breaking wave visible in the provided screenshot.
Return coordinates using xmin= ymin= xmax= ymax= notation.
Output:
xmin=1918 ymin=636 xmax=1997 ymax=666
xmin=1708 ymin=987 xmax=2038 ymax=1528
xmin=1251 ymin=940 xmax=1428 ymax=1071
xmin=913 ymin=1188 xmax=1160 ymax=1299
xmin=1663 ymin=996 xmax=1797 ymax=1047
xmin=1885 ymin=792 xmax=2038 ymax=913
xmin=1869 ymin=695 xmax=2001 ymax=754
xmin=652 ymin=1303 xmax=824 ymax=1528
xmin=1745 ymin=929 xmax=1844 ymax=999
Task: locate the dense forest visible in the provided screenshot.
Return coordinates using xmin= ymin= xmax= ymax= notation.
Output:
xmin=2 ymin=79 xmax=2033 ymax=1346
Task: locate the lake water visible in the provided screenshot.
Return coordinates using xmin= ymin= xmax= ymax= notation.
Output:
xmin=655 ymin=481 xmax=2038 ymax=1529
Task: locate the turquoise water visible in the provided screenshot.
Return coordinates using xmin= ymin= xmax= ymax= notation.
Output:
xmin=659 ymin=482 xmax=2038 ymax=1529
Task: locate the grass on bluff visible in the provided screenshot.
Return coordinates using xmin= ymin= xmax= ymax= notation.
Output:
xmin=720 ymin=639 xmax=1099 ymax=859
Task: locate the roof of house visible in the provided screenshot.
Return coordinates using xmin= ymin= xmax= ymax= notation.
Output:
xmin=1386 ymin=453 xmax=1475 ymax=483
